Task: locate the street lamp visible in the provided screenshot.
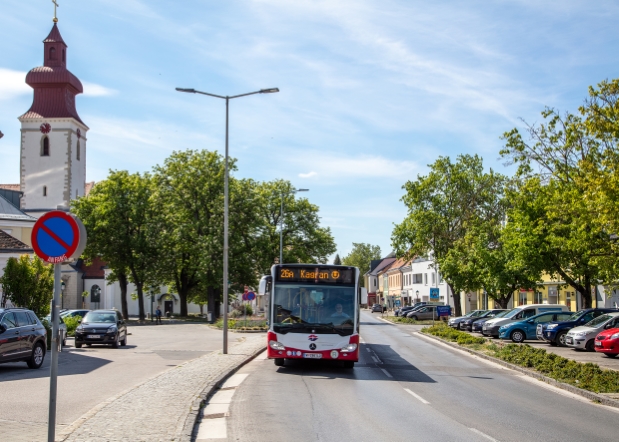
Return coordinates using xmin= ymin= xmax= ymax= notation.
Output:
xmin=415 ymin=290 xmax=420 ymax=303
xmin=60 ymin=281 xmax=66 ymax=309
xmin=279 ymin=188 xmax=309 ymax=264
xmin=175 ymin=86 xmax=279 ymax=354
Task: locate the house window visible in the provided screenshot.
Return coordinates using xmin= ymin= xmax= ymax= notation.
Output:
xmin=91 ymin=285 xmax=101 ymax=303
xmin=519 ymin=291 xmax=528 ymax=306
xmin=431 ymin=273 xmax=436 ymax=285
xmin=424 ymin=273 xmax=428 ymax=285
xmin=413 ymin=273 xmax=423 ymax=284
xmin=534 ymin=292 xmax=543 ymax=304
xmin=43 ymin=186 xmax=47 ymax=197
xmin=41 ymin=136 xmax=50 ymax=156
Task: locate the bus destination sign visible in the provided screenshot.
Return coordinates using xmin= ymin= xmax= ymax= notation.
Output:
xmin=276 ymin=266 xmax=355 ymax=284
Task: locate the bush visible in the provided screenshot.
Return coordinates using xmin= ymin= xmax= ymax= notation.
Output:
xmin=64 ymin=315 xmax=82 ymax=337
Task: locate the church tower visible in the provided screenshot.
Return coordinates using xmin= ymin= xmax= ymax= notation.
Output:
xmin=18 ymin=20 xmax=88 ymax=218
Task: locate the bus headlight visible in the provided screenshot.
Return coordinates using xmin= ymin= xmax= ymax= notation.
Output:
xmin=340 ymin=343 xmax=357 ymax=352
xmin=269 ymin=340 xmax=285 ymax=351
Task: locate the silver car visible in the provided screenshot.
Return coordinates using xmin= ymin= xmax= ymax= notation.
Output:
xmin=565 ymin=312 xmax=619 ymax=351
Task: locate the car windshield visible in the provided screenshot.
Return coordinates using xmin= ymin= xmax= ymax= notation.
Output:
xmin=503 ymin=308 xmax=520 ymax=319
xmin=490 ymin=310 xmax=509 ymax=318
xmin=272 ymin=284 xmax=355 ymax=335
xmin=585 ymin=314 xmax=613 ymax=328
xmin=566 ymin=310 xmax=587 ymax=321
xmin=471 ymin=310 xmax=486 ymax=317
xmin=83 ymin=312 xmax=116 ymax=323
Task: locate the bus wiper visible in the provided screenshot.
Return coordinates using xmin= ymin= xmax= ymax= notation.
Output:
xmin=307 ymin=323 xmax=348 ymax=336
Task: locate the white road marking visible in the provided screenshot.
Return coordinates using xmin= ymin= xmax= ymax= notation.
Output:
xmin=196 ymin=417 xmax=227 ymax=440
xmin=222 ymin=373 xmax=249 ymax=389
xmin=359 ymin=337 xmax=366 ymax=343
xmin=371 ymin=356 xmax=379 ymax=363
xmin=404 ymin=388 xmax=430 ymax=404
xmin=202 ymin=402 xmax=230 ymax=417
xmin=469 ymin=428 xmax=499 ymax=441
xmin=366 ymin=348 xmax=371 ymax=352
xmin=381 ymin=368 xmax=393 ymax=378
xmin=209 ymin=389 xmax=235 ymax=404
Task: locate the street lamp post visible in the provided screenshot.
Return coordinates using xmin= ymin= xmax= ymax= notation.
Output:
xmin=60 ymin=281 xmax=66 ymax=309
xmin=279 ymin=188 xmax=309 ymax=264
xmin=175 ymin=86 xmax=279 ymax=354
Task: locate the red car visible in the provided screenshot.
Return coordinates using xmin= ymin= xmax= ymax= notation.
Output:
xmin=594 ymin=327 xmax=619 ymax=358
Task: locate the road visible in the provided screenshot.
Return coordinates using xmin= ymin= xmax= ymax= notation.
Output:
xmin=218 ymin=311 xmax=619 ymax=442
xmin=0 ymin=322 xmax=230 ymax=441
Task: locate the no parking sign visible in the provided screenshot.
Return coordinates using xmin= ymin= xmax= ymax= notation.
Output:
xmin=31 ymin=211 xmax=87 ymax=263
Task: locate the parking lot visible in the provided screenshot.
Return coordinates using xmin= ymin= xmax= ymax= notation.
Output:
xmin=0 ymin=321 xmax=229 ymax=442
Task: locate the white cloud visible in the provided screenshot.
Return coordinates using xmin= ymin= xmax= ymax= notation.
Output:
xmin=0 ymin=68 xmax=29 ymax=100
xmin=82 ymin=81 xmax=116 ymax=97
xmin=299 ymin=171 xmax=317 ymax=178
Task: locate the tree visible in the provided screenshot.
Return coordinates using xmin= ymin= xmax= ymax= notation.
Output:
xmin=501 ymin=106 xmax=609 ymax=308
xmin=0 ymin=255 xmax=54 ymax=317
xmin=72 ymin=171 xmax=161 ymax=321
xmin=152 ymin=150 xmax=261 ymax=316
xmin=252 ymin=179 xmax=337 ymax=273
xmin=333 ymin=254 xmax=342 ymax=265
xmin=392 ymin=155 xmax=504 ymax=316
xmin=341 ymin=243 xmax=381 ymax=287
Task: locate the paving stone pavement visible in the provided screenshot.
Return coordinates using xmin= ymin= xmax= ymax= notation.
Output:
xmin=59 ymin=335 xmax=266 ymax=442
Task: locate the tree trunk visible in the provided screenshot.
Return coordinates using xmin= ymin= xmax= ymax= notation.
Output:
xmin=136 ymin=281 xmax=145 ymax=321
xmin=449 ymin=283 xmax=462 ymax=316
xmin=118 ymin=271 xmax=129 ymax=321
xmin=207 ymin=286 xmax=216 ymax=321
xmin=554 ymin=265 xmax=592 ymax=308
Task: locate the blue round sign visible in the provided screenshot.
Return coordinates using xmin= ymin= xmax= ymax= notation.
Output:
xmin=31 ymin=211 xmax=86 ymax=263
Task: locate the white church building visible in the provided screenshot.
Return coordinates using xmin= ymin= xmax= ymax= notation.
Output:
xmin=0 ymin=19 xmax=207 ymax=317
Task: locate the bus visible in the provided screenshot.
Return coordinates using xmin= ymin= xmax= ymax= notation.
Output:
xmin=258 ymin=264 xmax=360 ymax=368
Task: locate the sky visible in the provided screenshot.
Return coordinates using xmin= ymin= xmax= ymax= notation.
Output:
xmin=1 ymin=0 xmax=618 ymax=260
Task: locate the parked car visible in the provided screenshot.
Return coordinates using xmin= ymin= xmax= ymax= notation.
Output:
xmin=74 ymin=309 xmax=128 ymax=348
xmin=482 ymin=304 xmax=569 ymax=338
xmin=498 ymin=311 xmax=573 ymax=343
xmin=594 ymin=327 xmax=619 ymax=358
xmin=371 ymin=304 xmax=384 ymax=313
xmin=61 ymin=309 xmax=90 ymax=319
xmin=449 ymin=310 xmax=487 ymax=330
xmin=44 ymin=313 xmax=68 ymax=347
xmin=566 ymin=312 xmax=619 ymax=351
xmin=537 ymin=308 xmax=618 ymax=346
xmin=474 ymin=310 xmax=510 ymax=333
xmin=405 ymin=304 xmax=433 ymax=318
xmin=461 ymin=309 xmax=507 ymax=332
xmin=395 ymin=306 xmax=417 ymax=317
xmin=407 ymin=305 xmax=441 ymax=321
xmin=0 ymin=308 xmax=47 ymax=369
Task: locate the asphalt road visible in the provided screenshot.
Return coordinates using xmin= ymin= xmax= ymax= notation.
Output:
xmin=0 ymin=322 xmax=230 ymax=439
xmin=225 ymin=311 xmax=619 ymax=442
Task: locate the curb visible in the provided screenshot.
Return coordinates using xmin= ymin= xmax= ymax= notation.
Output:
xmin=418 ymin=331 xmax=619 ymax=409
xmin=179 ymin=344 xmax=267 ymax=442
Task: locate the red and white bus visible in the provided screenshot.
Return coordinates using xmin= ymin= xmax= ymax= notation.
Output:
xmin=259 ymin=264 xmax=360 ymax=369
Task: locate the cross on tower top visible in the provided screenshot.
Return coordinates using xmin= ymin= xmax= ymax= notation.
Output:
xmin=52 ymin=0 xmax=59 ymax=23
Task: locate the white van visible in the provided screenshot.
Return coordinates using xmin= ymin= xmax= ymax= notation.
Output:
xmin=482 ymin=304 xmax=569 ymax=338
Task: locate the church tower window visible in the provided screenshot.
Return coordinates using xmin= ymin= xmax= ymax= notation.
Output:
xmin=41 ymin=136 xmax=50 ymax=156
xmin=76 ymin=140 xmax=80 ymax=160
xmin=43 ymin=186 xmax=47 ymax=197
xmin=62 ymin=49 xmax=66 ymax=62
xmin=49 ymin=47 xmax=56 ymax=60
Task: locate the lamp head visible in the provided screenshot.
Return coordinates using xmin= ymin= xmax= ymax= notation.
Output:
xmin=260 ymin=88 xmax=279 ymax=94
xmin=175 ymin=87 xmax=196 ymax=93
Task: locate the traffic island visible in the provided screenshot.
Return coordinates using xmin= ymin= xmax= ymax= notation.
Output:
xmin=420 ymin=323 xmax=619 ymax=408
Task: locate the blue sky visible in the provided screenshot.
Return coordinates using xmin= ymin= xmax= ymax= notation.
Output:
xmin=1 ymin=0 xmax=618 ymax=260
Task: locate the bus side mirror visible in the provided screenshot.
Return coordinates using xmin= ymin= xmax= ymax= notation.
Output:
xmin=258 ymin=275 xmax=272 ymax=296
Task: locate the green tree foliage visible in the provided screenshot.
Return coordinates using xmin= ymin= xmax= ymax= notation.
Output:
xmin=333 ymin=254 xmax=342 ymax=265
xmin=0 ymin=255 xmax=53 ymax=317
xmin=152 ymin=150 xmax=261 ymax=315
xmin=341 ymin=243 xmax=381 ymax=287
xmin=392 ymin=155 xmax=505 ymax=316
xmin=72 ymin=171 xmax=161 ymax=320
xmin=253 ymin=179 xmax=336 ymax=272
xmin=500 ymin=106 xmax=609 ymax=308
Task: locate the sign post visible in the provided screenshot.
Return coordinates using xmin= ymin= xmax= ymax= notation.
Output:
xmin=31 ymin=211 xmax=86 ymax=442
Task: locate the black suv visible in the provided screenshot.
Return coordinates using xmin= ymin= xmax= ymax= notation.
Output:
xmin=0 ymin=308 xmax=47 ymax=369
xmin=74 ymin=309 xmax=128 ymax=348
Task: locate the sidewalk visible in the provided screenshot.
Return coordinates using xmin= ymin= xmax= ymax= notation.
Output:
xmin=59 ymin=335 xmax=266 ymax=442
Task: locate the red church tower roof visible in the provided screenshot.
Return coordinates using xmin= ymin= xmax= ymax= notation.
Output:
xmin=20 ymin=24 xmax=85 ymax=125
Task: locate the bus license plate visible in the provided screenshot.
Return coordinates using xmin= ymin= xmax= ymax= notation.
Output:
xmin=303 ymin=353 xmax=322 ymax=359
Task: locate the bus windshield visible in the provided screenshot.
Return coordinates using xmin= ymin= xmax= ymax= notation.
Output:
xmin=272 ymin=284 xmax=355 ymax=335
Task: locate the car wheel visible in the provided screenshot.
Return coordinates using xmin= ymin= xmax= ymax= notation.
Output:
xmin=410 ymin=316 xmax=418 ymax=321
xmin=75 ymin=343 xmax=82 ymax=348
xmin=120 ymin=334 xmax=127 ymax=346
xmin=585 ymin=339 xmax=595 ymax=352
xmin=605 ymin=353 xmax=618 ymax=358
xmin=274 ymin=358 xmax=285 ymax=367
xmin=112 ymin=335 xmax=120 ymax=349
xmin=343 ymin=361 xmax=354 ymax=369
xmin=510 ymin=330 xmax=525 ymax=343
xmin=549 ymin=341 xmax=558 ymax=346
xmin=556 ymin=331 xmax=567 ymax=347
xmin=27 ymin=342 xmax=45 ymax=369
